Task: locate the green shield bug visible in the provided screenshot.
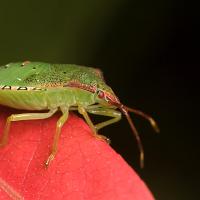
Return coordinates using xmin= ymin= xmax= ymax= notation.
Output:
xmin=0 ymin=61 xmax=159 ymax=168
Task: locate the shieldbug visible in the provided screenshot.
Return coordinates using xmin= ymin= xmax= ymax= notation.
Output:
xmin=0 ymin=61 xmax=159 ymax=167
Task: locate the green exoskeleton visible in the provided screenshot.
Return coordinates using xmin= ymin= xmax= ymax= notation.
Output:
xmin=0 ymin=61 xmax=159 ymax=168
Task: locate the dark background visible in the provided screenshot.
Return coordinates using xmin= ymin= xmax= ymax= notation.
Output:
xmin=0 ymin=0 xmax=199 ymax=199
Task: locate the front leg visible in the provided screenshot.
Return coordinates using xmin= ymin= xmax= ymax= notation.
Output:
xmin=86 ymin=107 xmax=122 ymax=131
xmin=77 ymin=106 xmax=110 ymax=143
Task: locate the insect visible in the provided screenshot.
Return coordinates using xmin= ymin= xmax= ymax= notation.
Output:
xmin=0 ymin=61 xmax=159 ymax=168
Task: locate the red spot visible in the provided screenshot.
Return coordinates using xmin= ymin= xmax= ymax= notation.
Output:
xmin=65 ymin=81 xmax=96 ymax=93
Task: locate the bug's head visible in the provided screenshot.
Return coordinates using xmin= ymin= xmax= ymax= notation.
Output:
xmin=96 ymin=87 xmax=121 ymax=107
xmin=96 ymin=85 xmax=159 ymax=168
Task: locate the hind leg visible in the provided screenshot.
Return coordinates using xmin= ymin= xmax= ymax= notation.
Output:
xmin=0 ymin=108 xmax=57 ymax=147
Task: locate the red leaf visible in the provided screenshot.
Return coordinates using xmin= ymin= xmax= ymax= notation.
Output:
xmin=0 ymin=106 xmax=154 ymax=200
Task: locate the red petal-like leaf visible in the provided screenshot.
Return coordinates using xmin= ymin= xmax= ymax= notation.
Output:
xmin=0 ymin=106 xmax=154 ymax=200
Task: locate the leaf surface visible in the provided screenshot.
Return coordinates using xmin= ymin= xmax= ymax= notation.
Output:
xmin=0 ymin=106 xmax=154 ymax=200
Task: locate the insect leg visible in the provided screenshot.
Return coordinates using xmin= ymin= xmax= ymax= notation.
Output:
xmin=78 ymin=106 xmax=110 ymax=143
xmin=0 ymin=108 xmax=58 ymax=147
xmin=45 ymin=108 xmax=69 ymax=167
xmin=86 ymin=107 xmax=122 ymax=130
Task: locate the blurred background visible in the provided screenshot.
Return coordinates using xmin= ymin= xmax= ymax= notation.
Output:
xmin=0 ymin=0 xmax=199 ymax=199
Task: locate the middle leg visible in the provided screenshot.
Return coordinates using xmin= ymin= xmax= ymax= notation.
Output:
xmin=45 ymin=107 xmax=69 ymax=167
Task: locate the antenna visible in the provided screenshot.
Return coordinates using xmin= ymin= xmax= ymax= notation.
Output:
xmin=119 ymin=105 xmax=159 ymax=168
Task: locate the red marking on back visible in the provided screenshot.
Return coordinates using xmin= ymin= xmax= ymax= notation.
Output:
xmin=64 ymin=81 xmax=97 ymax=93
xmin=65 ymin=81 xmax=121 ymax=106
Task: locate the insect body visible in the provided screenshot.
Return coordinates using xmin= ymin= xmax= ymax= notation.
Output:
xmin=0 ymin=61 xmax=159 ymax=167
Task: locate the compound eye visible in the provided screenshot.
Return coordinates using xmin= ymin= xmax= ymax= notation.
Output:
xmin=97 ymin=90 xmax=104 ymax=98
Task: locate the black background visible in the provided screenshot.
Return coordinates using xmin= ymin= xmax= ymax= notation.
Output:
xmin=0 ymin=0 xmax=199 ymax=199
